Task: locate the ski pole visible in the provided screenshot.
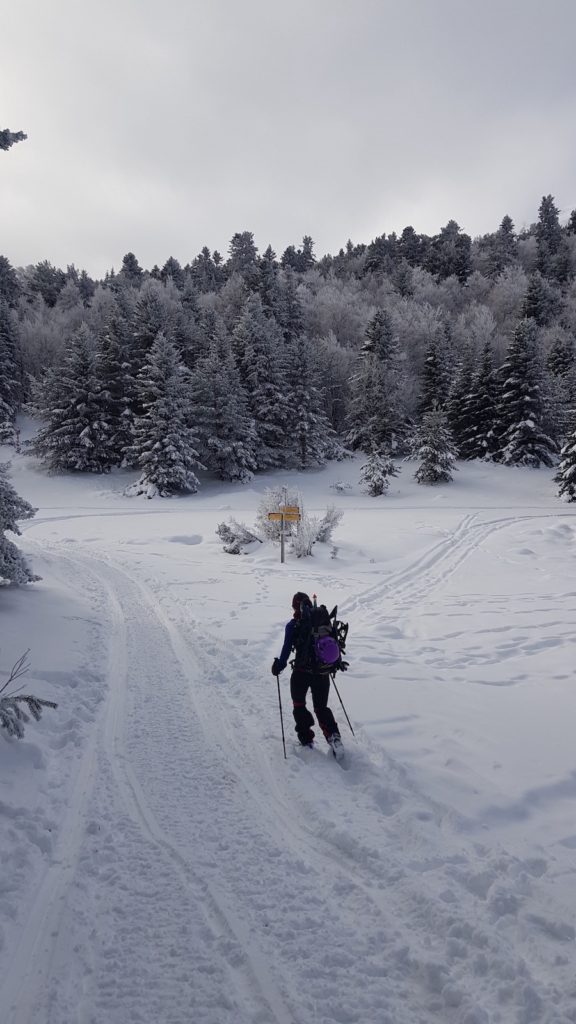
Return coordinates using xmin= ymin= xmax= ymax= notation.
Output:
xmin=331 ymin=674 xmax=355 ymax=736
xmin=275 ymin=672 xmax=287 ymax=759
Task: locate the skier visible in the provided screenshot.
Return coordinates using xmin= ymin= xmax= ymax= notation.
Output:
xmin=272 ymin=592 xmax=343 ymax=757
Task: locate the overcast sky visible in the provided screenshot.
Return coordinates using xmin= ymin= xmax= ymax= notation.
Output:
xmin=2 ymin=0 xmax=576 ymax=277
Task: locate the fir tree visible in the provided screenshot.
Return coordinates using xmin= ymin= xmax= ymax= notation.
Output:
xmin=0 ymin=256 xmax=21 ymax=306
xmin=192 ymin=319 xmax=257 ymax=482
xmin=279 ymin=269 xmax=304 ymax=343
xmin=287 ymin=337 xmax=335 ymax=469
xmin=258 ymin=245 xmax=283 ymax=318
xmin=458 ymin=342 xmax=499 ymax=460
xmin=498 ymin=319 xmax=557 ymax=468
xmin=119 ymin=252 xmax=144 ymax=287
xmin=347 ymin=310 xmax=405 ymax=452
xmin=125 ymin=333 xmax=203 ymax=497
xmin=29 ymin=324 xmax=113 ymax=473
xmin=96 ymin=314 xmax=135 ymax=466
xmin=418 ymin=337 xmax=451 ymax=415
xmin=445 ymin=347 xmax=477 ymax=453
xmin=0 ymin=301 xmax=22 ymax=442
xmin=485 ymin=215 xmax=518 ymax=278
xmin=523 ymin=271 xmax=561 ymax=326
xmin=359 ymin=448 xmax=399 ymax=495
xmin=232 ymin=296 xmax=290 ymax=469
xmin=536 ymin=194 xmax=569 ymax=282
xmin=412 ymin=408 xmax=457 ymax=484
xmin=556 ymin=429 xmax=576 ymax=501
xmin=227 ymin=231 xmax=259 ymax=289
xmin=0 ymin=462 xmax=37 ymax=585
xmin=160 ymin=257 xmax=185 ymax=289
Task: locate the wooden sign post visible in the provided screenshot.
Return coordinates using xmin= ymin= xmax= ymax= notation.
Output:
xmin=267 ymin=505 xmax=301 ymax=563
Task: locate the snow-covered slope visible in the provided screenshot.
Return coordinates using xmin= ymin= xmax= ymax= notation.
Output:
xmin=1 ymin=448 xmax=576 ymax=1024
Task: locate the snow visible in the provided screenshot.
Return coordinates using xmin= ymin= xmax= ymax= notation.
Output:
xmin=1 ymin=440 xmax=576 ymax=1024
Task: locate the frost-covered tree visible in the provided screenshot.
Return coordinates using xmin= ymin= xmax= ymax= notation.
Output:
xmin=458 ymin=342 xmax=499 ymax=460
xmin=498 ymin=319 xmax=557 ymax=468
xmin=556 ymin=429 xmax=576 ymax=501
xmin=0 ymin=301 xmax=22 ymax=443
xmin=29 ymin=324 xmax=114 ymax=473
xmin=192 ymin=318 xmax=257 ymax=482
xmin=445 ymin=346 xmax=477 ymax=453
xmin=412 ymin=408 xmax=457 ymax=485
xmin=232 ymin=296 xmax=290 ymax=469
xmin=418 ymin=336 xmax=451 ymax=415
xmin=125 ymin=333 xmax=202 ymax=497
xmin=287 ymin=337 xmax=336 ymax=468
xmin=347 ymin=310 xmax=405 ymax=452
xmin=0 ymin=256 xmax=21 ymax=307
xmin=359 ymin=448 xmax=399 ymax=495
xmin=0 ymin=462 xmax=37 ymax=585
xmin=96 ymin=313 xmax=135 ymax=466
xmin=536 ymin=195 xmax=570 ymax=283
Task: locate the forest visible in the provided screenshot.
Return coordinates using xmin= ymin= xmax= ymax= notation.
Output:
xmin=1 ymin=194 xmax=576 ymax=511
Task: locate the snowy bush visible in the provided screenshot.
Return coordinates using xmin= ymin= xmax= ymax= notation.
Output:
xmin=0 ymin=461 xmax=39 ymax=585
xmin=0 ymin=652 xmax=57 ymax=740
xmin=256 ymin=485 xmax=302 ymax=541
xmin=330 ymin=480 xmax=352 ymax=493
xmin=315 ymin=505 xmax=344 ymax=543
xmin=216 ymin=519 xmax=261 ymax=554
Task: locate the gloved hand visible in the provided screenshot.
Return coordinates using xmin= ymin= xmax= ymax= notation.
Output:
xmin=271 ymin=658 xmax=281 ymax=676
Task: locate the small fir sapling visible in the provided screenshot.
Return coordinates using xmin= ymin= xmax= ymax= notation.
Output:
xmin=0 ymin=651 xmax=57 ymax=740
xmin=359 ymin=449 xmax=399 ymax=496
xmin=216 ymin=519 xmax=261 ymax=554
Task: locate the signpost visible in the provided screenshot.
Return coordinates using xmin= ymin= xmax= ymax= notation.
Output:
xmin=267 ymin=504 xmax=301 ymax=562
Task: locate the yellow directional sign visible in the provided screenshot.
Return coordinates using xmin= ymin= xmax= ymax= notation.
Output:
xmin=267 ymin=512 xmax=284 ymax=521
xmin=283 ymin=513 xmax=301 ymax=522
xmin=281 ymin=505 xmax=300 ymax=514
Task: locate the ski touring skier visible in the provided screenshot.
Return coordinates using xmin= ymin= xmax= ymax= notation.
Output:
xmin=272 ymin=592 xmax=345 ymax=760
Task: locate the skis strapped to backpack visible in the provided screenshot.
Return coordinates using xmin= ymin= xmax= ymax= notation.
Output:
xmin=291 ymin=594 xmax=349 ymax=674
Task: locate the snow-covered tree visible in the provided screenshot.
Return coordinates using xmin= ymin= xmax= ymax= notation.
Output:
xmin=287 ymin=337 xmax=336 ymax=469
xmin=232 ymin=296 xmax=290 ymax=469
xmin=458 ymin=342 xmax=500 ymax=460
xmin=125 ymin=333 xmax=202 ymax=497
xmin=498 ymin=319 xmax=557 ymax=468
xmin=192 ymin=319 xmax=257 ymax=482
xmin=556 ymin=429 xmax=576 ymax=501
xmin=347 ymin=310 xmax=405 ymax=452
xmin=0 ymin=128 xmax=27 ymax=151
xmin=0 ymin=462 xmax=37 ymax=585
xmin=412 ymin=408 xmax=457 ymax=485
xmin=418 ymin=336 xmax=451 ymax=415
xmin=359 ymin=448 xmax=399 ymax=495
xmin=29 ymin=324 xmax=114 ymax=473
xmin=0 ymin=301 xmax=23 ymax=442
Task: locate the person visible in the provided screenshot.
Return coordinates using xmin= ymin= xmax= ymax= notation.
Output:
xmin=272 ymin=592 xmax=343 ymax=756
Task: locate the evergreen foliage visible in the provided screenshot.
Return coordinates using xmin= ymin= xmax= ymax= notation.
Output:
xmin=29 ymin=324 xmax=114 ymax=473
xmin=125 ymin=333 xmax=202 ymax=497
xmin=359 ymin=449 xmax=399 ymax=495
xmin=458 ymin=343 xmax=499 ymax=460
xmin=498 ymin=319 xmax=557 ymax=468
xmin=0 ymin=128 xmax=27 ymax=150
xmin=0 ymin=462 xmax=37 ymax=585
xmin=556 ymin=429 xmax=576 ymax=501
xmin=412 ymin=409 xmax=457 ymax=484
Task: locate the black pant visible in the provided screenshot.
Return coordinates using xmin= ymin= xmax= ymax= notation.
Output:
xmin=290 ymin=669 xmax=339 ymax=745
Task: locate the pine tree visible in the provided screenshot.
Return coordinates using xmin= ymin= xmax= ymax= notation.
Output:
xmin=119 ymin=252 xmax=144 ymax=287
xmin=232 ymin=296 xmax=290 ymax=469
xmin=0 ymin=301 xmax=22 ymax=442
xmin=445 ymin=347 xmax=477 ymax=453
xmin=347 ymin=310 xmax=405 ymax=452
xmin=258 ymin=245 xmax=283 ymax=318
xmin=523 ymin=271 xmax=561 ymax=326
xmin=556 ymin=429 xmax=576 ymax=501
xmin=485 ymin=215 xmax=518 ymax=278
xmin=96 ymin=312 xmax=135 ymax=466
xmin=426 ymin=220 xmax=472 ymax=283
xmin=536 ymin=195 xmax=570 ymax=283
xmin=227 ymin=231 xmax=259 ymax=289
xmin=192 ymin=319 xmax=257 ymax=482
xmin=497 ymin=319 xmax=557 ymax=467
xmin=0 ymin=462 xmax=37 ymax=585
xmin=279 ymin=269 xmax=304 ymax=343
xmin=0 ymin=256 xmax=21 ymax=306
xmin=125 ymin=334 xmax=202 ymax=497
xmin=359 ymin=448 xmax=399 ymax=495
xmin=412 ymin=409 xmax=457 ymax=484
xmin=160 ymin=257 xmax=185 ymax=289
xmin=287 ymin=337 xmax=335 ymax=469
xmin=29 ymin=324 xmax=113 ymax=473
xmin=418 ymin=337 xmax=451 ymax=415
xmin=458 ymin=342 xmax=499 ymax=460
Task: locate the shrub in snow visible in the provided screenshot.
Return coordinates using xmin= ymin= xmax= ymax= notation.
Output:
xmin=411 ymin=409 xmax=457 ymax=485
xmin=0 ymin=652 xmax=57 ymax=740
xmin=216 ymin=519 xmax=261 ymax=554
xmin=0 ymin=461 xmax=39 ymax=585
xmin=330 ymin=480 xmax=352 ymax=493
xmin=556 ymin=429 xmax=576 ymax=501
xmin=256 ymin=485 xmax=302 ymax=541
xmin=359 ymin=449 xmax=399 ymax=496
xmin=315 ymin=505 xmax=344 ymax=543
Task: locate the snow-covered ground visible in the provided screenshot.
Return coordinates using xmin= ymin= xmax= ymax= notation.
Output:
xmin=1 ymin=441 xmax=576 ymax=1024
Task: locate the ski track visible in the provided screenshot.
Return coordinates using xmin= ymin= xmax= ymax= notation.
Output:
xmin=5 ymin=513 xmax=576 ymax=1024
